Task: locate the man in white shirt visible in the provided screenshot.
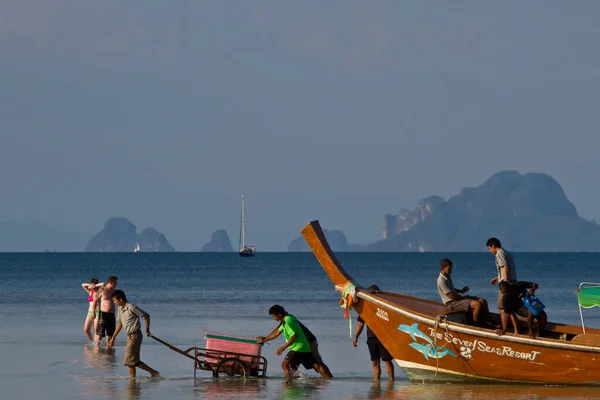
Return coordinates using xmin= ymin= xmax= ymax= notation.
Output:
xmin=437 ymin=258 xmax=489 ymax=325
xmin=486 ymin=237 xmax=518 ymax=322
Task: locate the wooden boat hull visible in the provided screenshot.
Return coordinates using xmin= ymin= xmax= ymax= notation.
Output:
xmin=354 ymin=291 xmax=600 ymax=384
xmin=301 ymin=220 xmax=600 ymax=385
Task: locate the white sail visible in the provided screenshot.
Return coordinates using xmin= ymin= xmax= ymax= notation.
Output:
xmin=134 ymin=242 xmax=141 ymax=252
xmin=239 ymin=194 xmax=256 ymax=255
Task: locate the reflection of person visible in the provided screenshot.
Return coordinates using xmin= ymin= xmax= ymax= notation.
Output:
xmin=82 ymin=279 xmax=104 ymax=341
xmin=82 ymin=343 xmax=116 ymax=370
xmin=352 ymin=285 xmax=394 ymax=381
xmin=437 ymin=258 xmax=489 ymax=325
xmin=258 ymin=305 xmax=330 ymax=384
xmin=125 ymin=378 xmax=141 ymax=400
xmin=93 ymin=276 xmax=118 ymax=347
xmin=108 ymin=290 xmax=159 ymax=378
xmin=257 ymin=309 xmax=333 ymax=379
xmin=497 ymin=281 xmax=548 ymax=338
xmin=368 ymin=380 xmax=395 ymax=400
xmin=486 ymin=238 xmax=518 ymax=323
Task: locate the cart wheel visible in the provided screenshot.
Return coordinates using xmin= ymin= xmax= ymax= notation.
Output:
xmin=213 ymin=358 xmax=249 ymax=379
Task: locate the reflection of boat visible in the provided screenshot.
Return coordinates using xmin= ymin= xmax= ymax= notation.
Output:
xmin=238 ymin=194 xmax=256 ymax=257
xmin=302 ymin=220 xmax=600 ymax=385
xmin=134 ymin=242 xmax=141 ymax=252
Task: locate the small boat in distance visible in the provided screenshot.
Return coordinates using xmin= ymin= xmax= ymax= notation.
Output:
xmin=134 ymin=242 xmax=141 ymax=252
xmin=238 ymin=194 xmax=256 ymax=257
xmin=301 ymin=220 xmax=600 ymax=385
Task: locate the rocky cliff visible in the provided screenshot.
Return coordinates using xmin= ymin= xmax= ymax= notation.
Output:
xmin=202 ymin=230 xmax=234 ymax=252
xmin=84 ymin=218 xmax=175 ymax=252
xmin=288 ymin=228 xmax=349 ymax=252
xmin=137 ymin=228 xmax=175 ymax=252
xmin=366 ymin=171 xmax=600 ymax=251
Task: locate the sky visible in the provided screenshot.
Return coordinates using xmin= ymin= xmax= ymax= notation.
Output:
xmin=1 ymin=1 xmax=600 ymax=251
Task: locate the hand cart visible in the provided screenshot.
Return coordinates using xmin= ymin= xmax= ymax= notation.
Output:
xmin=151 ymin=331 xmax=268 ymax=379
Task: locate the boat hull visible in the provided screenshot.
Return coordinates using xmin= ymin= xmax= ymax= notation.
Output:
xmin=301 ymin=220 xmax=600 ymax=385
xmin=356 ymin=294 xmax=600 ymax=384
xmin=238 ymin=251 xmax=255 ymax=257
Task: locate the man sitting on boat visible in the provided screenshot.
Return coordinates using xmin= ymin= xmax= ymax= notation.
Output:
xmin=498 ymin=280 xmax=548 ymax=338
xmin=437 ymin=258 xmax=490 ymax=326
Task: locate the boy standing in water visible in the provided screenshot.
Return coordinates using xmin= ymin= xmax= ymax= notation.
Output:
xmin=109 ymin=290 xmax=159 ymax=378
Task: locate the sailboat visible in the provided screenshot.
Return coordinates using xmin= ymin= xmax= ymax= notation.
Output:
xmin=133 ymin=242 xmax=141 ymax=252
xmin=238 ymin=194 xmax=256 ymax=257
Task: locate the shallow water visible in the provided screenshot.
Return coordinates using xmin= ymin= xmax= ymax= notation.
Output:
xmin=1 ymin=252 xmax=599 ymax=399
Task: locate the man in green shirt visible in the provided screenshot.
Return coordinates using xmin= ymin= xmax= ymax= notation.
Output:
xmin=259 ymin=305 xmax=324 ymax=383
xmin=257 ymin=305 xmax=333 ymax=380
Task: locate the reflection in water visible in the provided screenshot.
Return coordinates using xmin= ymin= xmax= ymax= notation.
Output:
xmin=124 ymin=378 xmax=141 ymax=400
xmin=79 ymin=344 xmax=119 ymax=400
xmin=195 ymin=378 xmax=267 ymax=399
xmin=278 ymin=379 xmax=328 ymax=400
xmin=368 ymin=380 xmax=396 ymax=399
xmin=392 ymin=383 xmax=600 ymax=400
xmin=82 ymin=344 xmax=117 ymax=370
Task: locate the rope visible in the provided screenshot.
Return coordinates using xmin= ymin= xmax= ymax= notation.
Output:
xmin=339 ymin=282 xmax=358 ymax=338
xmin=428 ymin=314 xmax=449 ymax=383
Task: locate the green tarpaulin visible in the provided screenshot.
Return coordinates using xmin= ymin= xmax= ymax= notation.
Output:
xmin=577 ymin=286 xmax=600 ymax=308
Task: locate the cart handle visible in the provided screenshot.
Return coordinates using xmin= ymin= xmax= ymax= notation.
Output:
xmin=150 ymin=335 xmax=197 ymax=361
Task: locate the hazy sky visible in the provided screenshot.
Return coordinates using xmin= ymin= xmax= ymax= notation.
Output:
xmin=2 ymin=1 xmax=600 ymax=250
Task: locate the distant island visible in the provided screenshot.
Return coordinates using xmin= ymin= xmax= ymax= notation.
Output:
xmin=85 ymin=217 xmax=175 ymax=252
xmin=202 ymin=229 xmax=234 ymax=252
xmin=288 ymin=228 xmax=349 ymax=252
xmin=359 ymin=170 xmax=600 ymax=251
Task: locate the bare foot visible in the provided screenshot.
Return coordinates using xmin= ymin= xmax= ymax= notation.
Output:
xmin=496 ymin=329 xmax=504 ymax=336
xmin=528 ymin=331 xmax=535 ymax=338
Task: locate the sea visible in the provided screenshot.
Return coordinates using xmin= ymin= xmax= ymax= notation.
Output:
xmin=2 ymin=252 xmax=600 ymax=400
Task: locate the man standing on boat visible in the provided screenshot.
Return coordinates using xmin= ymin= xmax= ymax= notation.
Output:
xmin=437 ymin=259 xmax=489 ymax=326
xmin=257 ymin=305 xmax=332 ymax=383
xmin=92 ymin=276 xmax=118 ymax=347
xmin=486 ymin=238 xmax=518 ymax=322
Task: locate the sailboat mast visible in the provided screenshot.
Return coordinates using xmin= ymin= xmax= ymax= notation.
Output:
xmin=241 ymin=194 xmax=246 ymax=248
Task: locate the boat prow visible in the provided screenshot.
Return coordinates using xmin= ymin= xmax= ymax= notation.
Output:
xmin=301 ymin=220 xmax=600 ymax=385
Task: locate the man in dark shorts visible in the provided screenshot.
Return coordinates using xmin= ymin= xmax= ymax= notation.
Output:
xmin=108 ymin=290 xmax=159 ymax=378
xmin=437 ymin=259 xmax=489 ymax=326
xmin=352 ymin=285 xmax=394 ymax=381
xmin=93 ymin=276 xmax=118 ymax=347
xmin=257 ymin=307 xmax=333 ymax=379
xmin=497 ymin=280 xmax=548 ymax=338
xmin=258 ymin=305 xmax=331 ymax=383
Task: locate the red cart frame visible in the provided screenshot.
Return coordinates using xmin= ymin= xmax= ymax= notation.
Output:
xmin=151 ymin=332 xmax=268 ymax=379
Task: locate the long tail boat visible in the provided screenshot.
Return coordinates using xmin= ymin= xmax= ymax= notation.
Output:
xmin=301 ymin=220 xmax=600 ymax=384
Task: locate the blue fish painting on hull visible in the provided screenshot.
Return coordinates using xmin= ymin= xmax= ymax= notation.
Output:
xmin=409 ymin=342 xmax=457 ymax=361
xmin=398 ymin=323 xmax=433 ymax=344
xmin=398 ymin=323 xmax=457 ymax=361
